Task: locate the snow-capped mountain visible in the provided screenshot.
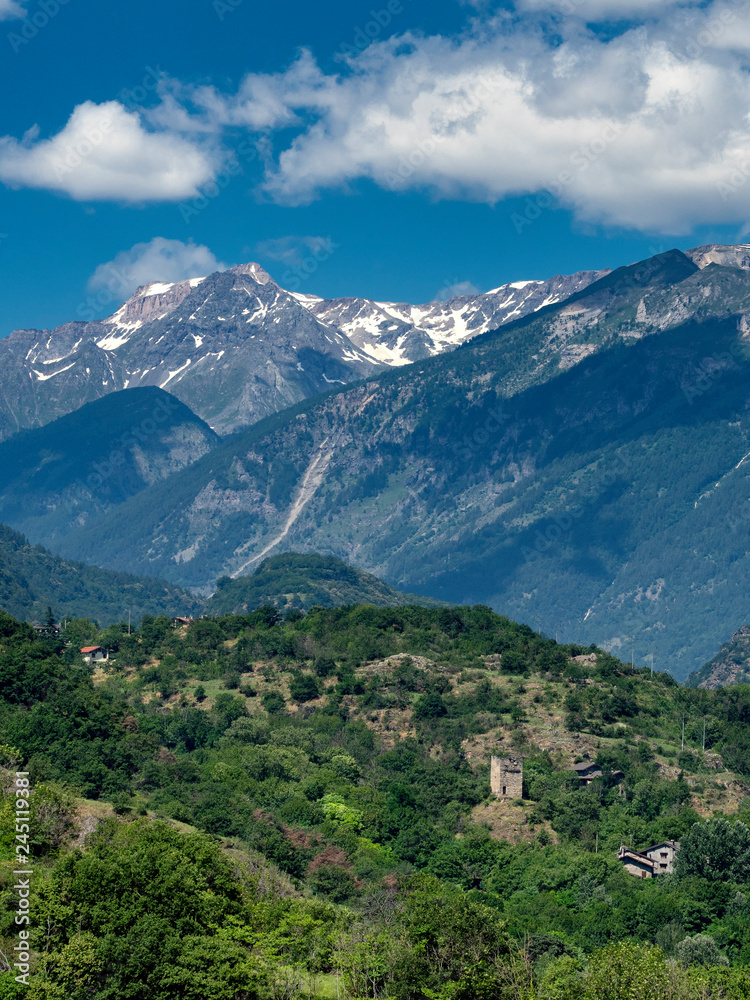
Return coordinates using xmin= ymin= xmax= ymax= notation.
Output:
xmin=1 ymin=246 xmax=738 ymax=442
xmin=0 ymin=263 xmax=382 ymax=439
xmin=305 ymin=270 xmax=609 ymax=365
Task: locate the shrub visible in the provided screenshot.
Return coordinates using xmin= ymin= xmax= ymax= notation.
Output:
xmin=289 ymin=673 xmax=321 ymax=702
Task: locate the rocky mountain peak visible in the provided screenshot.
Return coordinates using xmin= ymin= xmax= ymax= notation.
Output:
xmin=104 ymin=276 xmax=207 ymax=330
xmin=685 ymin=244 xmax=750 ymax=270
xmin=229 ymin=262 xmax=274 ymax=285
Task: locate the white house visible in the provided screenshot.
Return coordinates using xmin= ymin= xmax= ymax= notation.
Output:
xmin=81 ymin=645 xmax=108 ymax=664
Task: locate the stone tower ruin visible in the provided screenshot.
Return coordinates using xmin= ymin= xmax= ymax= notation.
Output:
xmin=491 ymin=755 xmax=523 ymax=799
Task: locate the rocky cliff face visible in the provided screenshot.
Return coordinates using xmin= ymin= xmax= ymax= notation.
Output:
xmin=688 ymin=626 xmax=750 ymax=689
xmin=685 ymin=243 xmax=750 ymax=270
xmin=106 ymin=277 xmax=204 ymax=328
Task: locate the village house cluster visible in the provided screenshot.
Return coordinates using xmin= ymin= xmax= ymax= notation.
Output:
xmin=490 ymin=755 xmax=680 ymax=877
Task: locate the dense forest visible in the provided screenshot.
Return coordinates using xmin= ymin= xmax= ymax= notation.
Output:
xmin=4 ymin=602 xmax=750 ymax=997
xmin=0 ymin=523 xmax=202 ymax=625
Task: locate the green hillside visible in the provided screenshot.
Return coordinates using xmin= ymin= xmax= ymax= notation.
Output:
xmin=204 ymin=552 xmax=447 ymax=614
xmin=53 ymin=252 xmax=750 ymax=679
xmin=0 ymin=522 xmax=201 ymax=623
xmin=4 ymin=601 xmax=750 ymax=997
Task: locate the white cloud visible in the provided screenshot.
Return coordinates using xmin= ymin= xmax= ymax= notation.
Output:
xmin=434 ymin=280 xmax=482 ymax=300
xmin=184 ymin=2 xmax=750 ymax=233
xmin=0 ymin=0 xmax=26 ymax=19
xmin=7 ymin=0 xmax=750 ymax=235
xmin=517 ymin=0 xmax=689 ymax=16
xmin=88 ymin=238 xmax=227 ymax=299
xmin=0 ymin=101 xmax=218 ymax=202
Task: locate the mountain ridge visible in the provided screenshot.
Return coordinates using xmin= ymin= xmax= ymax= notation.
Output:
xmin=47 ymin=247 xmax=750 ymax=679
xmin=0 ymin=257 xmax=623 ymax=440
xmin=0 ymin=243 xmax=740 ymax=443
xmin=204 ymin=551 xmax=449 ymax=614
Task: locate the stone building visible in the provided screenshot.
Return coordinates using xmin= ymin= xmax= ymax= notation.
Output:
xmin=617 ymin=847 xmax=656 ymax=878
xmin=617 ymin=840 xmax=680 ymax=878
xmin=644 ymin=841 xmax=680 ymax=874
xmin=491 ymin=755 xmax=523 ymax=799
xmin=570 ymin=761 xmax=624 ymax=786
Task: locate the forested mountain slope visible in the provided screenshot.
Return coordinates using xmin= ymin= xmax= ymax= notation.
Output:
xmin=204 ymin=552 xmax=446 ymax=614
xmin=0 ymin=522 xmax=201 ymax=623
xmin=54 ymin=251 xmax=750 ymax=678
xmin=0 ymin=387 xmax=219 ymax=548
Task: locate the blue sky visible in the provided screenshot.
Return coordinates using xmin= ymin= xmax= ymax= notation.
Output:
xmin=1 ymin=0 xmax=750 ymax=334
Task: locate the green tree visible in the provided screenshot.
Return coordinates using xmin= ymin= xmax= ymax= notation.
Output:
xmin=674 ymin=934 xmax=729 ymax=968
xmin=676 ymin=818 xmax=750 ymax=882
xmin=583 ymin=942 xmax=671 ymax=1000
xmin=289 ymin=673 xmax=320 ymax=702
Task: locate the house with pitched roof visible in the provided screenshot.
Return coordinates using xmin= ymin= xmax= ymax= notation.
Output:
xmin=81 ymin=645 xmax=108 ymax=664
xmin=617 ymin=840 xmax=680 ymax=877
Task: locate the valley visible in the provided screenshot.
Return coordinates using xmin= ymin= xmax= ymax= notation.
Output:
xmin=13 ymin=245 xmax=750 ymax=679
xmin=7 ymin=3 xmax=750 ymax=996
